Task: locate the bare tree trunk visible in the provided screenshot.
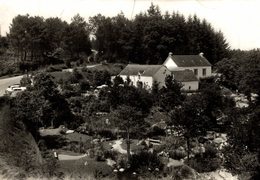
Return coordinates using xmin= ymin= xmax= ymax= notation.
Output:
xmin=126 ymin=129 xmax=131 ymax=164
xmin=186 ymin=137 xmax=190 ymax=163
xmin=24 ymin=51 xmax=27 ymax=62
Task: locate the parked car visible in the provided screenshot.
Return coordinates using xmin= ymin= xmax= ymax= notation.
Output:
xmin=5 ymin=84 xmax=26 ymax=96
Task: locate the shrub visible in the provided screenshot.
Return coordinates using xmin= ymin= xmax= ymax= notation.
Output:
xmin=104 ymin=150 xmax=118 ymax=161
xmin=113 ymin=75 xmax=124 ymax=86
xmin=46 ymin=66 xmax=62 ymax=72
xmin=79 ymin=79 xmax=90 ymax=91
xmin=204 ymin=144 xmax=218 ymax=158
xmin=163 ymin=136 xmax=186 ymax=151
xmin=93 ymin=166 xmax=112 ymax=179
xmin=97 ymin=129 xmax=116 ymax=139
xmin=95 ymin=149 xmax=105 ymax=161
xmin=20 ymin=76 xmax=32 ymax=87
xmin=65 ymin=60 xmax=71 ymax=68
xmin=188 ymin=156 xmax=221 ymax=173
xmin=170 ymin=165 xmax=196 ymax=180
xmin=73 ymin=68 xmax=83 ymax=80
xmin=68 ymin=69 xmax=83 ymax=84
xmin=41 ymin=135 xmax=67 ymax=149
xmin=147 ymin=126 xmax=166 ymax=137
xmin=169 ymin=149 xmax=186 ymax=160
xmin=66 ymin=115 xmax=84 ymax=130
xmin=41 ymin=150 xmax=60 ymax=177
xmin=130 ymin=151 xmax=163 ymax=173
xmin=223 ymin=145 xmax=259 ymax=174
xmin=188 ymin=144 xmax=221 ymax=173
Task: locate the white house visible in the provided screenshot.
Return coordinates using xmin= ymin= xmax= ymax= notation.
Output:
xmin=117 ymin=64 xmax=198 ymax=91
xmin=118 ymin=64 xmax=172 ymax=89
xmin=163 ymin=52 xmax=212 ymax=79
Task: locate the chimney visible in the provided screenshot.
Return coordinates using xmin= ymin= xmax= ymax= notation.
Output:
xmin=199 ymin=52 xmax=204 ymax=57
xmin=169 ymin=52 xmax=173 ymax=57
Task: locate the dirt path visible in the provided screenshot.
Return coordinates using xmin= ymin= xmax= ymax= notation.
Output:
xmin=112 ymin=139 xmax=127 ymax=154
xmin=58 ymin=154 xmax=87 ymax=161
xmin=62 ymin=64 xmax=101 ymax=72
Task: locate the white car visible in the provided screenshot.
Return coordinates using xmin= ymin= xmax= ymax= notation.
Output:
xmin=5 ymin=84 xmax=26 ymax=96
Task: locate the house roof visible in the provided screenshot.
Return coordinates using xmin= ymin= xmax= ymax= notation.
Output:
xmin=119 ymin=64 xmax=163 ymax=76
xmin=170 ymin=54 xmax=212 ymax=67
xmin=172 ymin=69 xmax=198 ymax=82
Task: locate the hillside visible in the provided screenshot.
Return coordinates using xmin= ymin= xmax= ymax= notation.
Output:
xmin=0 ymin=99 xmax=43 ymax=179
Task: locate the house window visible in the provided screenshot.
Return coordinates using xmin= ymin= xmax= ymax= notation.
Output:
xmin=194 ymin=69 xmax=198 ymax=76
xmin=203 ymin=68 xmax=206 ymax=76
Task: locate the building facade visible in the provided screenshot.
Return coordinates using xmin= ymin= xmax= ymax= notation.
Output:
xmin=163 ymin=52 xmax=212 ymax=79
xmin=119 ymin=65 xmax=172 ymax=90
xmin=118 ymin=64 xmax=199 ymax=91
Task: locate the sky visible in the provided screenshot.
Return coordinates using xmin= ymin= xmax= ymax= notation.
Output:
xmin=0 ymin=0 xmax=260 ymax=50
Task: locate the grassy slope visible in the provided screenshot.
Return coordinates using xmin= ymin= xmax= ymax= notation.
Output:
xmin=86 ymin=63 xmax=125 ymax=75
xmin=0 ymin=105 xmax=43 ymax=179
xmin=50 ymin=63 xmax=126 ymax=82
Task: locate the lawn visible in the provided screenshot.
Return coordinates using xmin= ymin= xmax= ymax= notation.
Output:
xmin=58 ymin=156 xmax=113 ymax=178
xmin=85 ymin=63 xmax=125 ymax=75
xmin=50 ymin=63 xmax=125 ymax=82
xmin=65 ymin=132 xmax=92 ymax=143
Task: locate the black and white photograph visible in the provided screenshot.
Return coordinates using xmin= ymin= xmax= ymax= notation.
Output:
xmin=0 ymin=0 xmax=259 ymax=179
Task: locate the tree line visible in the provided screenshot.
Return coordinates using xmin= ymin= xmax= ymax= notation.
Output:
xmin=1 ymin=3 xmax=229 ymax=74
xmin=7 ymin=14 xmax=92 ymax=72
xmin=91 ymin=4 xmax=229 ymax=65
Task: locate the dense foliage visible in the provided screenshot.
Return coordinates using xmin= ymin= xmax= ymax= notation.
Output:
xmin=216 ymin=49 xmax=260 ymax=100
xmin=90 ymin=4 xmax=229 ymax=64
xmin=0 ymin=3 xmax=229 ymax=76
xmin=7 ymin=14 xmax=92 ymax=72
xmin=12 ymin=73 xmax=75 ymax=139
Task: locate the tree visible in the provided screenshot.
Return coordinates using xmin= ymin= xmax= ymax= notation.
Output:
xmin=64 ymin=14 xmax=92 ymax=59
xmin=216 ymin=57 xmax=240 ymax=90
xmin=42 ymin=17 xmax=68 ymax=64
xmin=151 ymin=80 xmax=159 ymax=102
xmin=31 ymin=72 xmax=74 ymax=128
xmin=199 ymin=77 xmax=225 ymax=128
xmin=108 ymin=85 xmax=153 ymax=114
xmin=8 ymin=15 xmax=68 ymax=69
xmin=92 ymin=70 xmax=111 ymax=87
xmin=32 ymin=72 xmax=58 ymax=99
xmin=12 ymin=91 xmax=45 ymax=139
xmin=238 ymin=50 xmax=260 ymax=102
xmin=223 ymin=106 xmax=260 ymax=175
xmin=158 ymin=75 xmax=185 ymax=112
xmin=112 ymin=75 xmax=124 ymax=86
xmin=43 ymin=17 xmax=68 ymax=52
xmin=79 ymin=79 xmax=90 ymax=92
xmin=90 ymin=4 xmax=229 ymax=64
xmin=20 ymin=76 xmax=32 ymax=87
xmin=0 ymin=36 xmax=9 ymax=55
xmin=169 ymin=94 xmax=209 ymax=161
xmin=89 ymin=13 xmax=131 ymax=62
xmin=112 ymin=105 xmax=146 ymax=163
xmin=8 ymin=15 xmax=45 ymax=64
